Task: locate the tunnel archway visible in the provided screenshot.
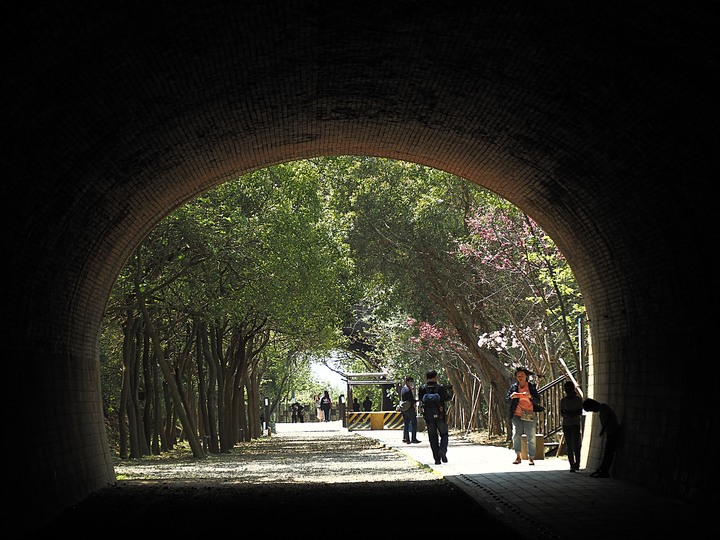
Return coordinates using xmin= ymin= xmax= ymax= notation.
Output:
xmin=5 ymin=2 xmax=714 ymax=531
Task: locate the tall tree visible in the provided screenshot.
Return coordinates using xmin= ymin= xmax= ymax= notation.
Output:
xmin=313 ymin=156 xmax=583 ymax=434
xmin=103 ymin=161 xmax=356 ymax=456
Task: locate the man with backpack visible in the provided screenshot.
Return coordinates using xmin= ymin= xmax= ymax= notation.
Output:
xmin=418 ymin=369 xmax=454 ymax=465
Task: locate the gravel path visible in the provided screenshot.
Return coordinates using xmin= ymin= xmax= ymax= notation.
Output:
xmin=23 ymin=430 xmax=516 ymax=537
xmin=113 ymin=430 xmax=437 ymax=484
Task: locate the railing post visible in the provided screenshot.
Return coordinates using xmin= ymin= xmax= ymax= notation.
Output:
xmin=263 ymin=397 xmax=270 ymax=436
xmin=339 ymin=394 xmax=346 ymax=427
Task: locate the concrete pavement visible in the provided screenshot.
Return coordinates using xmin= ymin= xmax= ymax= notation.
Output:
xmin=353 ymin=427 xmax=704 ymax=540
xmin=274 ymin=421 xmax=704 ymax=539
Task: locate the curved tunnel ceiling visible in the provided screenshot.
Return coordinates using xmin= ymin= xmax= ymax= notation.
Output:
xmin=4 ymin=1 xmax=715 ymax=530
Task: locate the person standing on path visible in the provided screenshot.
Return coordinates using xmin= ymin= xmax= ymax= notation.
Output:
xmin=505 ymin=367 xmax=542 ymax=465
xmin=560 ymin=381 xmax=584 ymax=472
xmin=313 ymin=393 xmax=323 ymax=422
xmin=320 ymin=390 xmax=333 ymax=422
xmin=583 ymin=398 xmax=621 ymax=478
xmin=400 ymin=376 xmax=421 ymax=444
xmin=418 ymin=369 xmax=453 ymax=464
xmin=363 ymin=394 xmax=373 ymax=411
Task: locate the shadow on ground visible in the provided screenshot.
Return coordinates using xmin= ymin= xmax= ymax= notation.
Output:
xmin=25 ymin=480 xmax=513 ymax=536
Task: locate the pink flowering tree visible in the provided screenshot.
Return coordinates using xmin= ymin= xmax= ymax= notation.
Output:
xmin=458 ymin=206 xmax=584 ymax=379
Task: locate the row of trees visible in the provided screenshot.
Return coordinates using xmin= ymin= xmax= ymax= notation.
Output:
xmin=100 ymin=156 xmax=584 ymax=459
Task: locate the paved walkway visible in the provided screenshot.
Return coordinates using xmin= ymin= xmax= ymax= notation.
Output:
xmin=279 ymin=422 xmax=704 ymax=539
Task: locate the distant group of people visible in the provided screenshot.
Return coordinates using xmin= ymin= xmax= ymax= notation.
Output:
xmin=348 ymin=394 xmax=372 ymax=412
xmin=362 ymin=395 xmax=372 ymax=411
xmin=505 ymin=366 xmax=620 ymax=477
xmin=305 ymin=392 xmax=374 ymax=416
xmin=291 ymin=392 xmax=336 ymax=423
xmin=306 ymin=389 xmax=375 ymax=421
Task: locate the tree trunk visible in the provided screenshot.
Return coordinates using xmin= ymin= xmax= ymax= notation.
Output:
xmin=198 ymin=324 xmax=219 ymax=453
xmin=133 ymin=287 xmax=205 ymax=457
xmin=119 ymin=310 xmax=142 ymax=458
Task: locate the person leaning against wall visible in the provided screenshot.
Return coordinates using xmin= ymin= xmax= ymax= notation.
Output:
xmin=582 ymin=398 xmax=620 ymax=478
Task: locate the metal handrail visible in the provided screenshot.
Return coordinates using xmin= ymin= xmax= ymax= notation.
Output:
xmin=536 ymin=371 xmax=577 ymax=440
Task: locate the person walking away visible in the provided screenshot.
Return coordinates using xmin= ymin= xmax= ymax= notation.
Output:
xmin=560 ymin=381 xmax=584 ymax=472
xmin=290 ymin=402 xmax=298 ymax=423
xmin=400 ymin=376 xmax=421 ymax=444
xmin=313 ymin=394 xmax=323 ymax=422
xmin=320 ymin=390 xmax=333 ymax=422
xmin=418 ymin=369 xmax=453 ymax=464
xmin=582 ymin=398 xmax=620 ymax=478
xmin=362 ymin=394 xmax=372 ymax=411
xmin=297 ymin=402 xmax=305 ymax=423
xmin=505 ymin=367 xmax=542 ymax=465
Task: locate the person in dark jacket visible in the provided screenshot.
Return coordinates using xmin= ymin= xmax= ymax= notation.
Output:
xmin=362 ymin=395 xmax=373 ymax=411
xmin=418 ymin=369 xmax=453 ymax=465
xmin=560 ymin=381 xmax=584 ymax=472
xmin=505 ymin=367 xmax=542 ymax=465
xmin=583 ymin=398 xmax=620 ymax=478
xmin=320 ymin=390 xmax=332 ymax=422
xmin=400 ymin=376 xmax=420 ymax=444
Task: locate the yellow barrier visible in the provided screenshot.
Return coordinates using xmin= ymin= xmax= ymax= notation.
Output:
xmin=347 ymin=412 xmax=372 ymax=431
xmin=347 ymin=411 xmax=404 ymax=431
xmin=383 ymin=412 xmax=404 ymax=430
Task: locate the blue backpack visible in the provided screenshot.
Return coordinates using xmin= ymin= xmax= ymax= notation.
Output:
xmin=422 ymin=385 xmax=443 ymax=417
